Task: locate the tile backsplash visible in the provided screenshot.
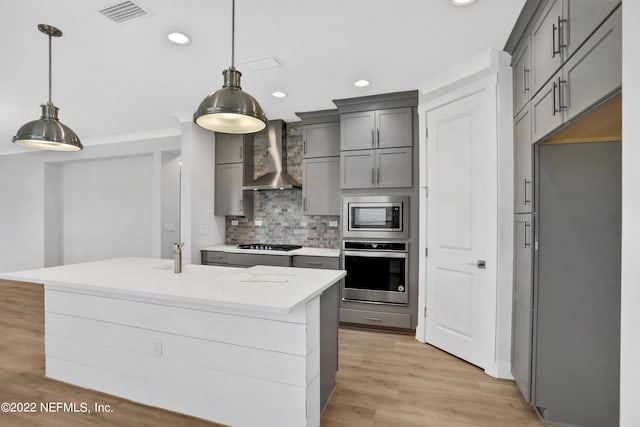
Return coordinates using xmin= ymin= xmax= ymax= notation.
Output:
xmin=225 ymin=122 xmax=340 ymax=248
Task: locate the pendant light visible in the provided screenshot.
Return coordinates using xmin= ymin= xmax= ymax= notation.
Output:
xmin=193 ymin=0 xmax=267 ymax=134
xmin=12 ymin=24 xmax=82 ymax=151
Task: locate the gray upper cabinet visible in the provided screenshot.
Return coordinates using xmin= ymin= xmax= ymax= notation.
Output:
xmin=340 ymin=108 xmax=412 ymax=150
xmin=514 ymin=106 xmax=533 ymax=214
xmin=376 ymin=147 xmax=412 ymax=188
xmin=340 ymin=150 xmax=375 ymax=189
xmin=376 ymin=108 xmax=413 ymax=149
xmin=303 ymin=122 xmax=340 ymax=158
xmin=215 ymin=163 xmax=246 ymax=216
xmin=214 ymin=133 xmax=253 ymax=216
xmin=564 ymin=0 xmax=619 ymax=57
xmin=530 ymin=6 xmax=621 ymax=143
xmin=531 ymin=0 xmax=563 ymax=95
xmin=531 ymin=69 xmax=564 ymax=143
xmin=340 ymin=148 xmax=411 ymax=189
xmin=530 ymin=0 xmax=620 ymax=97
xmin=303 ymin=157 xmax=340 ymax=215
xmin=563 ymin=5 xmax=621 ymax=122
xmin=215 ymin=133 xmax=245 ymax=164
xmin=340 ymin=111 xmax=375 ymax=150
xmin=214 ymin=163 xmax=253 ymax=216
xmin=512 ymin=34 xmax=532 ymax=117
xmin=512 ymin=213 xmax=534 ymax=403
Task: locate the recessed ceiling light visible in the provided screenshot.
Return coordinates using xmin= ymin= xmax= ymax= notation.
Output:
xmin=451 ymin=0 xmax=477 ymax=6
xmin=354 ymin=79 xmax=370 ymax=88
xmin=167 ymin=32 xmax=190 ymax=45
xmin=272 ymin=91 xmax=287 ymax=98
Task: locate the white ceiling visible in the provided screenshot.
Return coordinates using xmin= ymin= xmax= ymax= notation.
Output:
xmin=0 ymin=0 xmax=525 ymax=155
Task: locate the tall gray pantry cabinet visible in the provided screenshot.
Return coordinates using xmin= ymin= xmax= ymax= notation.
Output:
xmin=506 ymin=1 xmax=621 ymax=426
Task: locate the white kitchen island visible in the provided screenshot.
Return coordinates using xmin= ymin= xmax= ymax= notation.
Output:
xmin=1 ymin=257 xmax=345 ymax=427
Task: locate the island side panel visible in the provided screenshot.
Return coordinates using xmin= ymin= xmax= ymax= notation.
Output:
xmin=44 ymin=286 xmax=322 ymax=427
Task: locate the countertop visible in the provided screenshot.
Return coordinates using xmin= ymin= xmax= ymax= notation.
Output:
xmin=0 ymin=257 xmax=346 ymax=314
xmin=201 ymin=244 xmax=341 ymax=258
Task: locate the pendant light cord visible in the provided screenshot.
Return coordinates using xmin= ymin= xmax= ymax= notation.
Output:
xmin=48 ymin=33 xmax=52 ymax=104
xmin=231 ymin=0 xmax=235 ymax=68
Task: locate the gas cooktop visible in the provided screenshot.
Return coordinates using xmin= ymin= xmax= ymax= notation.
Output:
xmin=237 ymin=243 xmax=302 ymax=251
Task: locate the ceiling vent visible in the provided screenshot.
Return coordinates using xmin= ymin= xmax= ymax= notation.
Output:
xmin=99 ymin=1 xmax=149 ymax=24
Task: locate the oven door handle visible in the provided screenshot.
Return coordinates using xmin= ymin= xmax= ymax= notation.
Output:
xmin=344 ymin=250 xmax=407 ymax=259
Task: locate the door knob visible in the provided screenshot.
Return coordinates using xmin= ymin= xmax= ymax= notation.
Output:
xmin=466 ymin=260 xmax=486 ymax=269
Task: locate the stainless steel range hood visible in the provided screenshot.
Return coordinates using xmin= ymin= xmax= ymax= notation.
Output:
xmin=242 ymin=120 xmax=302 ymax=191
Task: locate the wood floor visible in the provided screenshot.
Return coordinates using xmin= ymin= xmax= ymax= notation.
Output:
xmin=0 ymin=280 xmax=545 ymax=427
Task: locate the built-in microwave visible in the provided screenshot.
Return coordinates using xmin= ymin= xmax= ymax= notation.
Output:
xmin=343 ymin=195 xmax=409 ymax=239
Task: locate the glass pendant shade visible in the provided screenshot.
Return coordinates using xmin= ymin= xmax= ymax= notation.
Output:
xmin=12 ymin=24 xmax=82 ymax=151
xmin=194 ymin=68 xmax=267 ymax=134
xmin=13 ymin=103 xmax=82 ymax=151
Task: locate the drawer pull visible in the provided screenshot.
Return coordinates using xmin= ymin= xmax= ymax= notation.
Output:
xmin=365 ymin=317 xmax=382 ymax=322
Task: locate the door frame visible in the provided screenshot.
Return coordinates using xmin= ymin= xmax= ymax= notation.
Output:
xmin=415 ymin=49 xmax=514 ymax=378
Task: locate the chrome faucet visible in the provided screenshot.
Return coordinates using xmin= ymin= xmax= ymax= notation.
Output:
xmin=172 ymin=242 xmax=184 ymax=273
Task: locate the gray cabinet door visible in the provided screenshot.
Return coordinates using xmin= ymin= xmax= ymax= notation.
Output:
xmin=512 ymin=35 xmax=531 ymax=117
xmin=531 ymin=70 xmax=564 ymax=143
xmin=376 ymin=147 xmax=412 ymax=188
xmin=531 ymin=0 xmax=563 ymax=95
xmin=340 ymin=111 xmax=375 ymax=150
xmin=512 ymin=213 xmax=534 ymax=403
xmin=563 ymin=6 xmax=621 ymax=122
xmin=201 ymin=251 xmax=228 ymax=265
xmin=376 ymin=108 xmax=413 ymax=149
xmin=303 ymin=157 xmax=340 ymax=215
xmin=565 ymin=0 xmax=619 ymax=57
xmin=215 ymin=163 xmax=246 ymax=216
xmin=226 ymin=253 xmax=291 ymax=267
xmin=215 ymin=133 xmax=245 ymax=164
xmin=303 ymin=122 xmax=340 ymax=158
xmin=292 ymin=255 xmax=339 ymax=270
xmin=340 ymin=150 xmax=375 ymax=189
xmin=514 ymin=106 xmax=533 ymax=213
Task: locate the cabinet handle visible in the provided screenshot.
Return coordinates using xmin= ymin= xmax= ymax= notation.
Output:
xmin=371 ymin=129 xmax=375 ymax=147
xmin=306 ymin=261 xmax=323 ymax=266
xmin=524 ymin=222 xmax=531 ymax=248
xmin=239 ymin=199 xmax=243 ymax=211
xmin=303 ymin=197 xmax=306 ymax=210
xmin=365 ymin=317 xmax=382 ymax=322
xmin=557 ymin=16 xmax=567 ymax=50
xmin=377 ymin=167 xmax=380 ymax=184
xmin=303 ymin=140 xmax=306 ymax=154
xmin=552 ymin=80 xmax=558 ymax=116
xmin=524 ymin=179 xmax=531 ymax=205
xmin=240 ymin=145 xmax=243 ymax=160
xmin=522 ymin=67 xmax=529 ymax=93
xmin=557 ymin=76 xmax=567 ymax=111
xmin=377 ymin=128 xmax=380 ymax=147
xmin=552 ymin=23 xmax=557 ymax=57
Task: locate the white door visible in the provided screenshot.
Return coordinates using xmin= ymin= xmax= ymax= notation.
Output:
xmin=425 ymin=86 xmax=497 ymax=369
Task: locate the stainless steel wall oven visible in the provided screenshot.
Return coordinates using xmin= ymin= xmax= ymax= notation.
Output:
xmin=342 ymin=241 xmax=408 ymax=305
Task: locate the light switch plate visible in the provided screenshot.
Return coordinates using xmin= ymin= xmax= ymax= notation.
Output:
xmin=231 ymin=219 xmax=239 ymax=226
xmin=199 ymin=224 xmax=208 ymax=235
xmin=254 ymin=220 xmax=263 ymax=226
xmin=163 ymin=223 xmax=176 ymax=232
xmin=329 ymin=220 xmax=338 ymax=227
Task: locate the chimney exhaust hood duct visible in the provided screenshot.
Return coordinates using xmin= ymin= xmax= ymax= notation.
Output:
xmin=242 ymin=120 xmax=302 ymax=191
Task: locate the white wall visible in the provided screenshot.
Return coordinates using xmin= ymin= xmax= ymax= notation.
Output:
xmin=620 ymin=5 xmax=640 ymax=426
xmin=61 ymin=155 xmax=153 ymax=264
xmin=179 ymin=121 xmax=225 ymax=264
xmin=0 ymin=136 xmax=180 ymax=273
xmin=161 ymin=152 xmax=181 ymax=259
